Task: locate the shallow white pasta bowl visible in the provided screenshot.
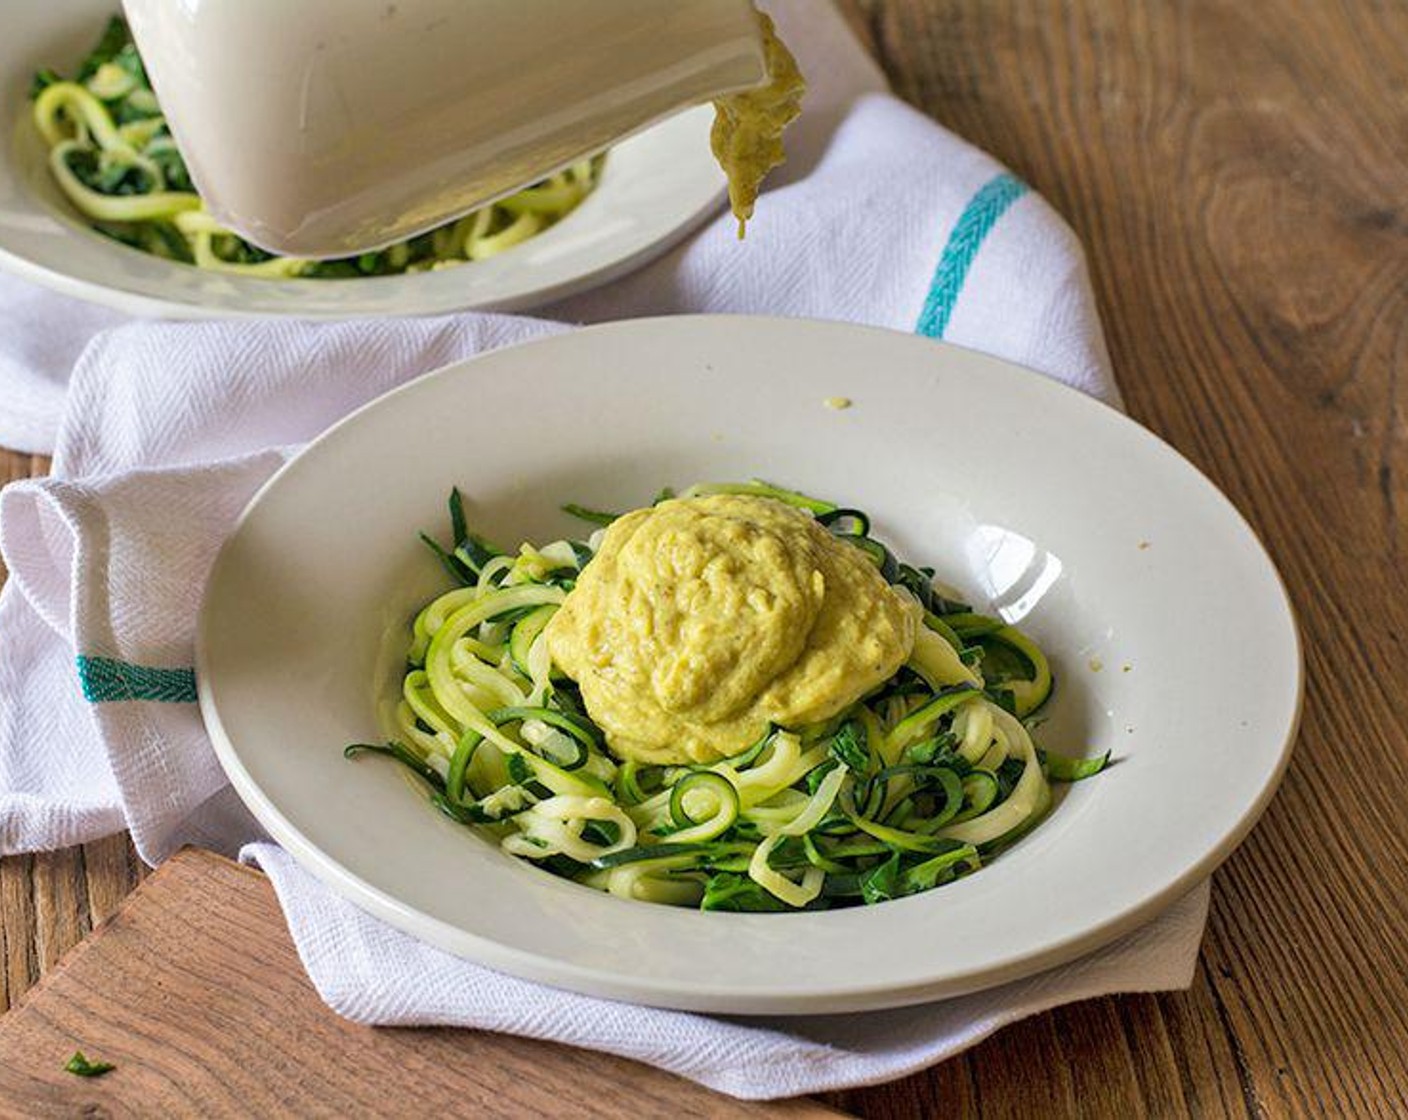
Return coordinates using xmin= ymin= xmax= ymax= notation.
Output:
xmin=0 ymin=0 xmax=726 ymax=317
xmin=197 ymin=316 xmax=1302 ymax=1014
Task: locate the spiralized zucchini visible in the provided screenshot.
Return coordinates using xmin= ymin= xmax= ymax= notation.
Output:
xmin=29 ymin=17 xmax=601 ymax=278
xmin=346 ymin=482 xmax=1110 ymax=913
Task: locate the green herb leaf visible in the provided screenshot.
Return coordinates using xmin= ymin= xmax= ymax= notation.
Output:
xmin=299 ymin=260 xmax=363 ymax=280
xmin=60 ymin=147 xmax=103 ymax=191
xmin=506 ymin=752 xmax=534 ymax=785
xmin=562 ymin=502 xmax=618 ymax=527
xmin=805 ymin=757 xmax=840 ymax=794
xmin=901 ymin=732 xmax=959 ymax=766
xmin=446 ymin=488 xmax=469 ymax=548
xmin=700 ymin=872 xmax=791 ymax=912
xmin=64 ymin=1051 xmax=115 ymax=1078
xmin=142 ymin=221 xmax=195 ymax=264
xmin=419 ymin=530 xmax=475 ymax=586
xmin=92 ymin=160 xmax=152 ymax=196
xmin=996 ymin=756 xmax=1025 ymax=798
xmin=898 ymin=843 xmax=978 ymax=893
xmin=111 ymin=89 xmax=161 ymax=124
xmin=765 ymin=835 xmax=811 ymax=870
xmin=829 ymin=718 xmax=869 ymax=773
xmin=988 ymin=688 xmax=1018 ymax=716
xmin=112 ymin=43 xmax=148 ymax=86
xmin=77 ymin=17 xmax=132 ymax=81
xmin=29 ymin=67 xmax=62 ymax=100
xmin=208 ymin=233 xmax=275 ymax=265
xmin=147 ymin=146 xmax=194 ymax=193
xmin=859 ymin=852 xmax=903 ymax=905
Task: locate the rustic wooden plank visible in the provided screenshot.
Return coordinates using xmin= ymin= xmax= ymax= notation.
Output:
xmin=29 ymin=848 xmax=90 ymax=973
xmin=1147 ymin=961 xmax=1253 ymax=1119
xmin=0 ymin=850 xmax=844 ymax=1119
xmin=835 ymin=1 xmax=1408 ymax=1116
xmin=81 ymin=834 xmax=147 ymax=929
xmin=0 ymin=854 xmax=38 ymax=1015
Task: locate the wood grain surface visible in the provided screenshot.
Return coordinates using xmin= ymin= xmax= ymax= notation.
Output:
xmin=0 ymin=849 xmax=841 ymax=1119
xmin=3 ymin=0 xmax=1407 ymax=1115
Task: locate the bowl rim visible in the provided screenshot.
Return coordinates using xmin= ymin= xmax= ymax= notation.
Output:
xmin=196 ymin=315 xmax=1304 ymax=1012
xmin=0 ymin=8 xmax=726 ymax=322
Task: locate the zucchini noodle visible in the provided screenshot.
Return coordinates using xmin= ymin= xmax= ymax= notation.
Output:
xmin=345 ymin=482 xmax=1111 ymax=912
xmin=29 ymin=17 xmax=601 ymax=278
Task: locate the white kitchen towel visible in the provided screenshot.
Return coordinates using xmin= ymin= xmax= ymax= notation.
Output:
xmin=0 ymin=279 xmax=125 ymax=455
xmin=0 ymin=0 xmax=1114 ymax=455
xmin=0 ymin=0 xmax=1200 ymax=1101
xmin=251 ymin=840 xmax=1209 ymax=1100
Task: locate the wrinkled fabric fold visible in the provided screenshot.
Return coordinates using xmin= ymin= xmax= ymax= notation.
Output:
xmin=248 ymin=842 xmax=1207 ymax=1100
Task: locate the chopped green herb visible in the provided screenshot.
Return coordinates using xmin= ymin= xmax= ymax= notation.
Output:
xmin=77 ymin=16 xmax=130 ymax=81
xmin=828 ymin=718 xmax=869 ymax=772
xmin=859 ymin=852 xmax=903 ymax=905
xmin=64 ymin=1051 xmax=115 ymax=1078
xmin=701 ymin=872 xmax=792 ymax=912
xmin=28 ymin=67 xmax=61 ymax=100
xmin=562 ymin=502 xmax=618 ymax=527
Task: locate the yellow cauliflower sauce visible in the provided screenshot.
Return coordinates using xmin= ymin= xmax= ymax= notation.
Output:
xmin=711 ymin=9 xmax=806 ymax=238
xmin=545 ymin=496 xmax=921 ymax=765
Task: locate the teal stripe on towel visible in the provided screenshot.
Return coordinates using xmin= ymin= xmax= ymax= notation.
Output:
xmin=77 ymin=655 xmax=198 ymax=703
xmin=916 ymin=172 xmax=1030 ymax=339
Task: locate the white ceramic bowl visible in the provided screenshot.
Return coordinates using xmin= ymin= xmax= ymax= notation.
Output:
xmin=0 ymin=0 xmax=727 ymax=317
xmin=198 ymin=316 xmax=1302 ymax=1014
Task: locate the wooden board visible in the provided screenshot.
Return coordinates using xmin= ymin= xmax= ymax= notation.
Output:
xmin=0 ymin=849 xmax=842 ymax=1118
xmin=4 ymin=0 xmax=1408 ymax=1115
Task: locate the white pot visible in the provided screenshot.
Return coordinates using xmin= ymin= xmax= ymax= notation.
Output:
xmin=121 ymin=0 xmax=764 ymax=257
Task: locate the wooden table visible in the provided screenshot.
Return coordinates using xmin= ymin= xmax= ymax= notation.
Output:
xmin=3 ymin=1 xmax=1406 ymax=1114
